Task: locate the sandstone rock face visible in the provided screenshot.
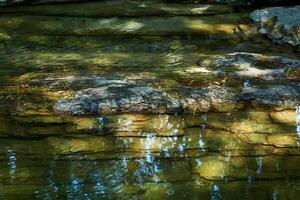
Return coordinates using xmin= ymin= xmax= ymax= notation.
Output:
xmin=250 ymin=6 xmax=300 ymax=47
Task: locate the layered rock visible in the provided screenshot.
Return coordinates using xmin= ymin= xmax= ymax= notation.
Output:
xmin=54 ymin=83 xmax=182 ymax=115
xmin=51 ymin=78 xmax=300 ymax=115
xmin=0 ymin=1 xmax=300 ymax=199
xmin=251 ymin=6 xmax=300 ymax=47
xmin=46 ymin=52 xmax=300 ymax=115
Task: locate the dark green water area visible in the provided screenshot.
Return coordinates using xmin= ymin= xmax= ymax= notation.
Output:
xmin=0 ymin=0 xmax=300 ymax=199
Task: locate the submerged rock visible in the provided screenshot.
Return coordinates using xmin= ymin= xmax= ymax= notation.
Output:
xmin=0 ymin=1 xmax=233 ymax=17
xmin=0 ymin=14 xmax=254 ymax=38
xmin=250 ymin=6 xmax=300 ymax=47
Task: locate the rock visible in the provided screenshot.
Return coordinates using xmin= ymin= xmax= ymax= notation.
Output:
xmin=54 ymin=82 xmax=182 ymax=115
xmin=185 ymin=111 xmax=296 ymax=135
xmin=250 ymin=6 xmax=300 ymax=47
xmin=240 ymin=85 xmax=300 ymax=109
xmin=198 ymin=52 xmax=300 ymax=80
xmin=178 ymin=85 xmax=240 ymax=112
xmin=52 ymin=77 xmax=242 ymax=114
xmin=51 ymin=73 xmax=300 ymax=115
xmin=191 ymin=155 xmax=300 ymax=181
xmin=269 ymin=110 xmax=296 ymax=124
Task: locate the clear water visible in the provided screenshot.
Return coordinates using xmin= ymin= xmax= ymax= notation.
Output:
xmin=0 ymin=1 xmax=300 ymax=199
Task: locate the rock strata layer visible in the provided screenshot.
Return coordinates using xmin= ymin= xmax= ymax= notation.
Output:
xmin=51 ymin=52 xmax=300 ymax=115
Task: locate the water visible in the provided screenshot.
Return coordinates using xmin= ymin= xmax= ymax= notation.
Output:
xmin=0 ymin=1 xmax=300 ymax=199
xmin=0 ymin=112 xmax=299 ymax=199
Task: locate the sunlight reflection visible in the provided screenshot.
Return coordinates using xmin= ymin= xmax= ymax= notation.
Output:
xmin=272 ymin=190 xmax=278 ymax=200
xmin=7 ymin=147 xmax=16 ymax=183
xmin=211 ymin=184 xmax=221 ymax=200
xmin=243 ymin=79 xmax=250 ymax=89
xmin=256 ymin=157 xmax=263 ymax=174
xmin=199 ymin=114 xmax=207 ymax=152
xmin=97 ymin=116 xmax=105 ymax=132
xmin=296 ymin=106 xmax=300 ymax=136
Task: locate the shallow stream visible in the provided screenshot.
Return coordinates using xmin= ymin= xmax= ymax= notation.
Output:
xmin=0 ymin=1 xmax=300 ymax=199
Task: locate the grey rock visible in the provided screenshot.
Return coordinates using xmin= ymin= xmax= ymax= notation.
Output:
xmin=54 ymin=82 xmax=182 ymax=115
xmin=178 ymin=86 xmax=239 ymax=112
xmin=34 ymin=75 xmax=136 ymax=90
xmin=240 ymin=85 xmax=300 ymax=109
xmin=250 ymin=6 xmax=300 ymax=47
xmin=198 ymin=52 xmax=300 ymax=79
xmin=52 ymin=74 xmax=300 ymax=115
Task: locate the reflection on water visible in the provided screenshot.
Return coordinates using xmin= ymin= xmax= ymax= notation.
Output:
xmin=256 ymin=157 xmax=263 ymax=174
xmin=272 ymin=190 xmax=279 ymax=200
xmin=0 ymin=111 xmax=300 ymax=199
xmin=243 ymin=79 xmax=251 ymax=89
xmin=7 ymin=147 xmax=16 ymax=183
xmin=0 ymin=1 xmax=299 ymax=198
xmin=97 ymin=117 xmax=105 ymax=132
xmin=199 ymin=114 xmax=207 ymax=152
xmin=211 ymin=184 xmax=221 ymax=200
xmin=297 ymin=106 xmax=300 ymax=136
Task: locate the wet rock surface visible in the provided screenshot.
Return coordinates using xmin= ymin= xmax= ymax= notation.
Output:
xmin=251 ymin=6 xmax=300 ymax=48
xmin=198 ymin=52 xmax=300 ymax=79
xmin=49 ymin=52 xmax=300 ymax=115
xmin=240 ymin=85 xmax=300 ymax=109
xmin=54 ymin=83 xmax=181 ymax=115
xmin=51 ymin=76 xmax=300 ymax=115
